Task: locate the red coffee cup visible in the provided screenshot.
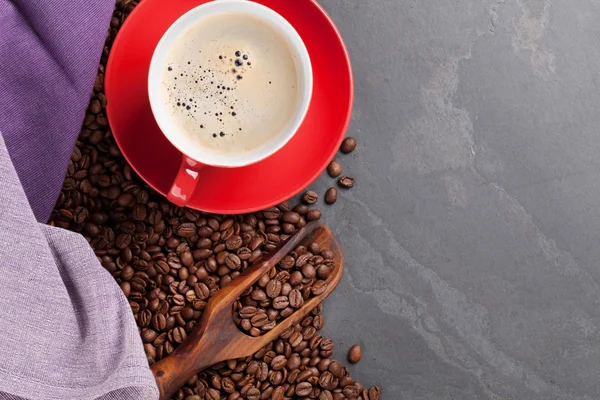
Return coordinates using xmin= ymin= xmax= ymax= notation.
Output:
xmin=148 ymin=0 xmax=313 ymax=207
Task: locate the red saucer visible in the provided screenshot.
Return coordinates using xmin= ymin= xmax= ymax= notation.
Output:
xmin=105 ymin=0 xmax=353 ymax=214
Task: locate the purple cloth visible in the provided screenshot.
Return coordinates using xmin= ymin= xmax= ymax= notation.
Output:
xmin=0 ymin=1 xmax=159 ymax=399
xmin=0 ymin=132 xmax=158 ymax=399
xmin=0 ymin=0 xmax=113 ymax=222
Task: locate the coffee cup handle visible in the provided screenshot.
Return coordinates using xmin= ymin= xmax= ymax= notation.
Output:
xmin=167 ymin=156 xmax=204 ymax=207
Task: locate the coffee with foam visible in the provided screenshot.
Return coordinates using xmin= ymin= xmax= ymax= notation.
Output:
xmin=161 ymin=12 xmax=301 ymax=157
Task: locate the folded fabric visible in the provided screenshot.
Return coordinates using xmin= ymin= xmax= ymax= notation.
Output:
xmin=0 ymin=132 xmax=158 ymax=399
xmin=0 ymin=0 xmax=113 ymax=222
xmin=0 ymin=1 xmax=159 ymax=399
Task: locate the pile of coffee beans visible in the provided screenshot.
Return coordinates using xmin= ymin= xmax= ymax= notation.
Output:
xmin=48 ymin=1 xmax=380 ymax=398
xmin=232 ymin=238 xmax=332 ymax=336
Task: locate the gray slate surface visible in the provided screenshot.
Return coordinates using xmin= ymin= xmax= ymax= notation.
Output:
xmin=314 ymin=0 xmax=600 ymax=399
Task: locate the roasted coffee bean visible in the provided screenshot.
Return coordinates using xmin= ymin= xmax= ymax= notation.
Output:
xmin=289 ymin=289 xmax=304 ymax=308
xmin=272 ymin=296 xmax=289 ymax=310
xmin=171 ymin=326 xmax=187 ymax=344
xmin=239 ymin=306 xmax=258 ymax=319
xmin=119 ymin=282 xmax=131 ymax=296
xmin=327 ymin=160 xmax=342 ymax=177
xmin=132 ymin=204 xmax=147 ymax=221
xmin=270 ymin=355 xmax=287 ymax=370
xmin=340 ymin=137 xmax=357 ymax=153
xmin=312 ymin=280 xmax=328 ymax=295
xmin=348 ymin=345 xmax=362 ymax=363
xmin=319 ymin=371 xmax=335 ymax=389
xmin=302 ymin=190 xmax=318 ymax=204
xmin=225 ymin=253 xmax=241 ymax=270
xmin=250 ymin=289 xmax=267 ymax=301
xmin=368 ymin=386 xmax=382 ymax=400
xmin=278 ymin=255 xmax=295 ymax=270
xmin=206 ymin=388 xmax=220 ymax=400
xmin=289 ymin=331 xmax=303 ymax=347
xmin=250 ymin=313 xmax=269 ymax=328
xmin=176 ymin=222 xmax=196 ymax=238
xmin=270 ymin=386 xmax=285 ymax=400
xmin=296 ymin=381 xmax=313 ymax=396
xmin=343 ymin=384 xmax=360 ymax=398
xmin=280 ymin=306 xmax=294 ymax=318
xmin=117 ymin=193 xmax=134 ymax=207
xmin=338 ymin=176 xmax=354 ymax=189
xmin=282 ymin=211 xmax=300 ymax=224
xmin=226 ymin=235 xmax=243 ymax=250
xmin=325 ymin=188 xmax=338 ymax=204
xmin=320 ymin=390 xmax=334 ymax=400
xmin=152 ymin=314 xmax=167 ymax=331
xmin=246 ymin=387 xmax=260 ymax=400
xmin=194 ymin=283 xmax=210 ymax=300
xmin=328 ymin=361 xmax=343 ymax=378
xmin=313 ymin=315 xmax=325 ymax=330
xmin=306 ymin=209 xmax=322 ymax=221
xmin=141 ymin=328 xmax=158 ymax=343
xmin=266 ymin=279 xmax=282 ymax=298
xmin=301 ymin=263 xmax=316 ymax=279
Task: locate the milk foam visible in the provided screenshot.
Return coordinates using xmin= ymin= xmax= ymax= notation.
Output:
xmin=161 ymin=12 xmax=300 ymax=157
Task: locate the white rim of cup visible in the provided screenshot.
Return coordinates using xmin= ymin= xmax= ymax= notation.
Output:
xmin=148 ymin=0 xmax=313 ymax=168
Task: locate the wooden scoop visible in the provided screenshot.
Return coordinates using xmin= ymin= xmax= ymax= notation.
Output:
xmin=151 ymin=221 xmax=344 ymax=400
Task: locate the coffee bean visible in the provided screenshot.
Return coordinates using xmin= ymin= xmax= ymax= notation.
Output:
xmin=280 ymin=306 xmax=294 ymax=318
xmin=250 ymin=313 xmax=269 ymax=328
xmin=206 ymin=388 xmax=220 ymax=400
xmin=170 ymin=326 xmax=186 ymax=344
xmin=289 ymin=289 xmax=304 ymax=308
xmin=243 ymin=387 xmax=258 ymax=400
xmin=301 ymin=263 xmax=316 ymax=279
xmin=225 ymin=253 xmax=241 ymax=270
xmin=225 ymin=235 xmax=242 ymax=250
xmin=272 ymin=296 xmax=289 ymax=310
xmin=306 ymin=209 xmax=321 ymax=221
xmin=302 ymin=190 xmax=318 ymax=204
xmin=368 ymin=386 xmax=382 ymax=400
xmin=282 ymin=211 xmax=301 ymax=224
xmin=250 ymin=289 xmax=267 ymax=301
xmin=296 ymin=382 xmax=313 ymax=396
xmin=325 ymin=188 xmax=338 ymax=205
xmin=119 ymin=282 xmax=130 ymax=296
xmin=312 ymin=280 xmax=328 ymax=296
xmin=327 ymin=160 xmax=342 ymax=177
xmin=132 ymin=204 xmax=147 ymax=221
xmin=320 ymin=390 xmax=334 ymax=400
xmin=83 ymin=222 xmax=100 ymax=237
xmin=348 ymin=345 xmax=362 ymax=363
xmin=194 ymin=283 xmax=210 ymax=300
xmin=239 ymin=306 xmax=258 ymax=319
xmin=343 ymin=384 xmax=360 ymax=398
xmin=117 ymin=193 xmax=134 ymax=207
xmin=319 ymin=370 xmax=335 ymax=389
xmin=152 ymin=314 xmax=167 ymax=331
xmin=313 ymin=315 xmax=325 ymax=330
xmin=266 ymin=279 xmax=282 ymax=298
xmin=270 ymin=355 xmax=287 ymax=370
xmin=271 ymin=386 xmax=285 ymax=400
xmin=328 ymin=361 xmax=343 ymax=378
xmin=115 ymin=233 xmax=131 ymax=249
xmin=337 ymin=176 xmax=354 ymax=189
xmin=340 ymin=137 xmax=357 ymax=153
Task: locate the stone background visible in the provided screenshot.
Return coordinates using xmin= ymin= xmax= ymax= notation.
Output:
xmin=314 ymin=0 xmax=600 ymax=398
